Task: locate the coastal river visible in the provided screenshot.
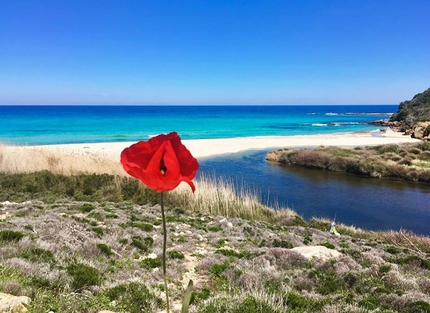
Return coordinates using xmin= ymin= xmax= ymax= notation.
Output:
xmin=199 ymin=150 xmax=430 ymax=236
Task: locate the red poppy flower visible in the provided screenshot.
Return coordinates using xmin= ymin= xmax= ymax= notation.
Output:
xmin=120 ymin=132 xmax=199 ymax=192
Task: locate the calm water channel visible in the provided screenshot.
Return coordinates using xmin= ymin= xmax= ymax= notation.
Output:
xmin=199 ymin=150 xmax=430 ymax=236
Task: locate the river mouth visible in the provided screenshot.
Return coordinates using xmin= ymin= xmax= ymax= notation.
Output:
xmin=199 ymin=150 xmax=430 ymax=236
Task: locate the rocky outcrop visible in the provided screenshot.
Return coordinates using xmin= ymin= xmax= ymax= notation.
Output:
xmin=0 ymin=293 xmax=31 ymax=313
xmin=389 ymin=87 xmax=430 ymax=130
xmin=370 ymin=88 xmax=430 ymax=139
xmin=410 ymin=121 xmax=430 ymax=140
xmin=369 ymin=120 xmax=405 ymax=132
xmin=291 ymin=246 xmax=341 ymax=261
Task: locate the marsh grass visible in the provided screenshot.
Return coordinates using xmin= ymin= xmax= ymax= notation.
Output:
xmin=171 ymin=174 xmax=299 ymax=224
xmin=267 ymin=142 xmax=430 ymax=183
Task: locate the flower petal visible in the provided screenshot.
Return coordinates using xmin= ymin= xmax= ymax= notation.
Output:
xmin=120 ymin=131 xmax=199 ymax=192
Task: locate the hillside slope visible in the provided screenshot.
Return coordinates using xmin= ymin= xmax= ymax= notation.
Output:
xmin=390 ymin=87 xmax=430 ymax=129
xmin=1 ymin=195 xmax=430 ymax=312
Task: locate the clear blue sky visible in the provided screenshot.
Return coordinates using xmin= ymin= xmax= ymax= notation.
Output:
xmin=1 ymin=0 xmax=429 ymax=105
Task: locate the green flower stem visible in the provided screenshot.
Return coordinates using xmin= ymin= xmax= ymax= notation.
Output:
xmin=160 ymin=192 xmax=170 ymax=313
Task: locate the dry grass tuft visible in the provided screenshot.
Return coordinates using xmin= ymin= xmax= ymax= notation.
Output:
xmin=0 ymin=143 xmax=123 ymax=175
xmin=376 ymin=229 xmax=430 ymax=254
xmin=171 ymin=173 xmax=299 ymax=224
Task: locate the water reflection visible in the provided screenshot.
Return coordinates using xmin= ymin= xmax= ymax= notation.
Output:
xmin=199 ymin=150 xmax=430 ymax=236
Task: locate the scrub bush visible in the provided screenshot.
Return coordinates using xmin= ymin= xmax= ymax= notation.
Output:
xmin=66 ymin=263 xmax=102 ymax=291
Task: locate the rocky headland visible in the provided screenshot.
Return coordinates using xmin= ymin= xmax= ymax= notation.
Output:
xmin=371 ymin=87 xmax=430 ymax=140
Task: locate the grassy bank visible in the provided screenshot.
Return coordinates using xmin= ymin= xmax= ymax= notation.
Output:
xmin=266 ymin=142 xmax=430 ymax=184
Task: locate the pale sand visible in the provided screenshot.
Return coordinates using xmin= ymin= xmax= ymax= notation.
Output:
xmin=30 ymin=129 xmax=420 ymax=161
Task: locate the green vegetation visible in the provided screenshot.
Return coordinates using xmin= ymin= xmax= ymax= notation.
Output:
xmin=215 ymin=249 xmax=253 ymax=259
xmin=19 ymin=247 xmax=55 ymax=263
xmin=168 ymin=250 xmax=185 ymax=259
xmin=267 ymin=143 xmax=430 ymax=183
xmin=131 ymin=236 xmax=153 ymax=252
xmin=66 ymin=263 xmax=103 ymax=290
xmin=197 ymin=294 xmax=284 ymax=313
xmin=273 ymin=239 xmax=293 ymax=249
xmin=0 ymin=171 xmax=160 ymax=204
xmin=0 ymin=171 xmax=429 ymax=312
xmin=390 ymin=87 xmax=430 ymax=128
xmin=104 ymin=282 xmax=164 ymax=313
xmin=139 ymin=257 xmax=162 ymax=269
xmin=96 ymin=243 xmax=113 ymax=256
xmin=392 ymin=255 xmax=430 ymax=270
xmin=209 ymin=262 xmax=229 ymax=277
xmin=0 ymin=230 xmax=25 ymax=242
xmin=131 ymin=222 xmax=154 ymax=232
xmin=318 ymin=241 xmax=335 ymax=249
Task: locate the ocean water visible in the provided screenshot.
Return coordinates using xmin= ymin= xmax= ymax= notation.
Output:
xmin=1 ymin=105 xmax=428 ymax=235
xmin=0 ymin=105 xmax=394 ymax=145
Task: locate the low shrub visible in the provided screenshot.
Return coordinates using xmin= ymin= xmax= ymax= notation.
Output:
xmin=319 ymin=242 xmax=335 ymax=249
xmin=97 ymin=243 xmax=113 ymax=256
xmin=378 ymin=144 xmax=400 ymax=154
xmin=385 ymin=246 xmax=401 ymax=254
xmin=104 ymin=282 xmax=164 ymax=313
xmin=139 ymin=257 xmax=162 ymax=269
xmin=131 ymin=222 xmax=153 ymax=232
xmin=216 ymin=249 xmax=252 ymax=259
xmin=273 ymin=239 xmax=293 ymax=249
xmin=78 ymin=203 xmax=95 ymax=213
xmin=92 ymin=227 xmax=104 ymax=236
xmin=215 ymin=239 xmax=226 ymax=248
xmin=379 ymin=264 xmax=391 ymax=274
xmin=209 ymin=262 xmax=229 ymax=277
xmin=19 ymin=247 xmax=55 ymax=263
xmin=403 ymin=301 xmax=430 ymax=313
xmin=208 ymin=226 xmax=222 ymax=232
xmin=393 ymin=255 xmax=430 ymax=270
xmin=168 ymin=250 xmax=185 ymax=259
xmin=131 ymin=236 xmax=153 ymax=252
xmin=315 ymin=271 xmax=344 ymax=295
xmin=417 ymin=141 xmax=430 ymax=151
xmin=288 ymin=150 xmax=330 ymax=169
xmin=284 ymin=292 xmax=326 ymax=311
xmin=197 ymin=294 xmax=284 ymax=313
xmin=0 ymin=230 xmax=25 ymax=242
xmin=190 ymin=288 xmax=211 ymax=305
xmin=29 ymin=276 xmax=51 ymax=289
xmin=66 ymin=263 xmax=102 ymax=291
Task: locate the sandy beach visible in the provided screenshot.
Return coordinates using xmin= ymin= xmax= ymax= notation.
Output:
xmin=30 ymin=129 xmax=420 ymax=161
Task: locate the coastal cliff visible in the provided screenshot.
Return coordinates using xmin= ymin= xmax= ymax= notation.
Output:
xmin=371 ymin=87 xmax=430 ymax=139
xmin=390 ymin=87 xmax=430 ymax=129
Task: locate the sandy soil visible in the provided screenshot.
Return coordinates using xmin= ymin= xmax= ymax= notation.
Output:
xmin=29 ymin=129 xmax=420 ymax=161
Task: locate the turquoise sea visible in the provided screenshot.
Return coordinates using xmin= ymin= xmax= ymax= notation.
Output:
xmin=0 ymin=105 xmax=393 ymax=145
xmin=0 ymin=105 xmax=429 ymax=235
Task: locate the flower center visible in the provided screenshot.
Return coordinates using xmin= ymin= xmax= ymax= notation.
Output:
xmin=160 ymin=157 xmax=167 ymax=175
